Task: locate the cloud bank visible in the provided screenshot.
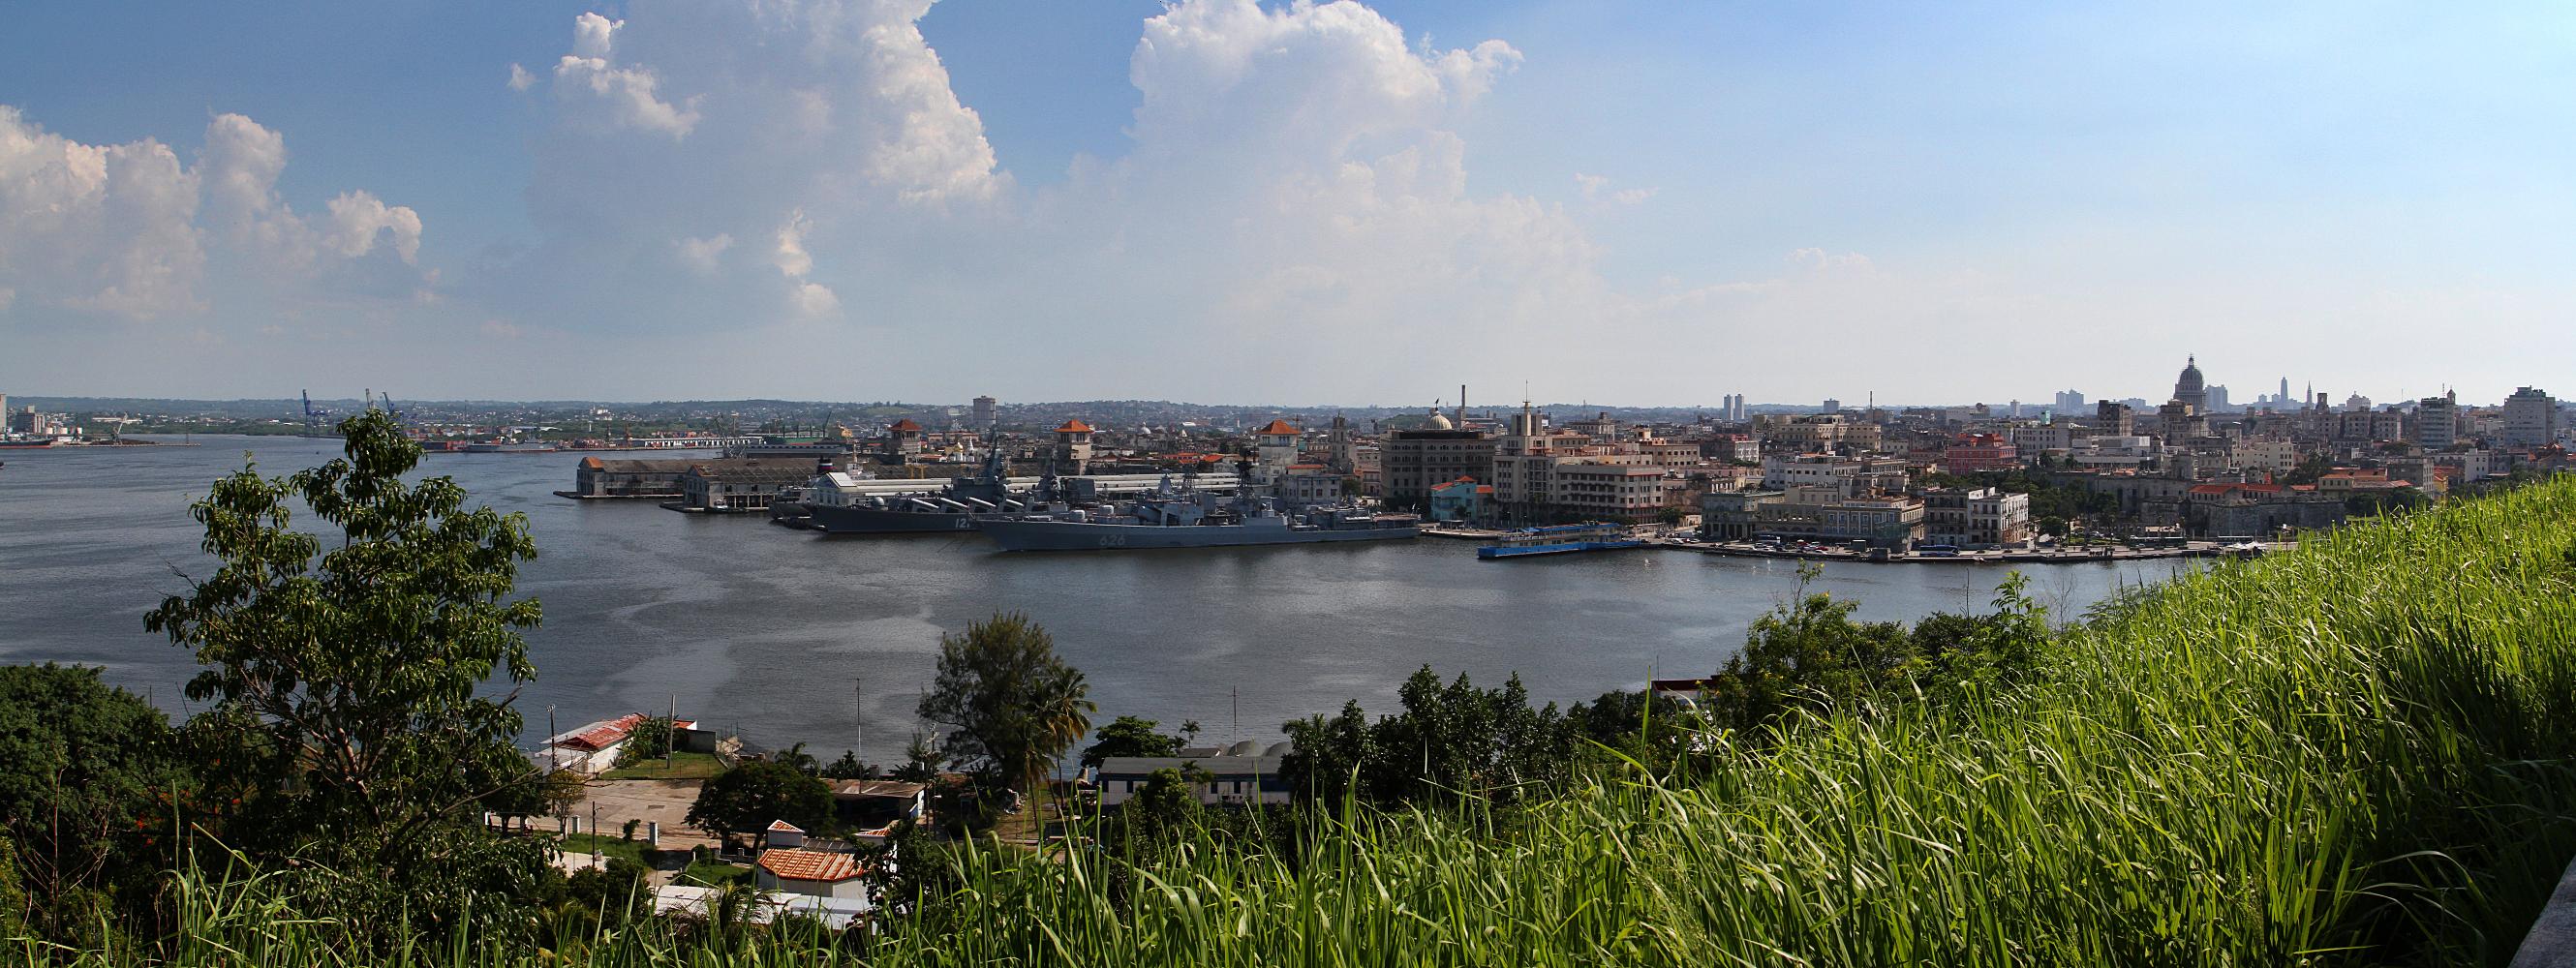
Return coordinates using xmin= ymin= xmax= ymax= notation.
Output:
xmin=0 ymin=106 xmax=427 ymax=326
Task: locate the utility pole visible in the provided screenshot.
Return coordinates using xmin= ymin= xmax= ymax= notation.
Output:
xmin=667 ymin=693 xmax=675 ymax=771
xmin=547 ymin=705 xmax=558 ymax=774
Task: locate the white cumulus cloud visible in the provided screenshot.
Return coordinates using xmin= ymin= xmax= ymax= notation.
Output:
xmin=549 ymin=13 xmax=702 ymax=138
xmin=0 ymin=106 xmax=427 ymax=323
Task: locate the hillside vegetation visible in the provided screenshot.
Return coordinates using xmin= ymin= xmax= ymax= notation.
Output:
xmin=21 ymin=478 xmax=2576 ymax=966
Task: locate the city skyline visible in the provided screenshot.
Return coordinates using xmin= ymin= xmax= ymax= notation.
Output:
xmin=4 ymin=2 xmax=2572 ymax=405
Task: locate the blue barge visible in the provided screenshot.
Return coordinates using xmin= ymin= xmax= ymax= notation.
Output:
xmin=1477 ymin=523 xmax=1646 ymax=560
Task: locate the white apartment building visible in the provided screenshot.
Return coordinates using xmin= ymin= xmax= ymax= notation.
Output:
xmin=2502 ymin=387 xmax=2560 ymax=449
xmin=2230 ymin=439 xmax=2302 ymax=475
xmin=1552 ymin=464 xmax=1669 ymax=523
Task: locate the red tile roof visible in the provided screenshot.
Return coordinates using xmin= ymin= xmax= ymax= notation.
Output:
xmin=767 ymin=820 xmax=803 ymax=832
xmin=888 ymin=419 xmax=923 ymax=432
xmin=757 ymin=848 xmax=862 ymax=883
xmin=1056 ymin=419 xmax=1094 ymax=434
xmin=559 ymin=713 xmax=647 ymax=752
xmin=1254 ymin=419 xmax=1300 ymax=436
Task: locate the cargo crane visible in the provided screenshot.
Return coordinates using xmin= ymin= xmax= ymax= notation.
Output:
xmin=300 ymin=390 xmax=333 ymax=437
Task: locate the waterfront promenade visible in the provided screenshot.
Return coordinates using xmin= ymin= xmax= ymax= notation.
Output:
xmin=1422 ymin=523 xmax=2275 ymax=563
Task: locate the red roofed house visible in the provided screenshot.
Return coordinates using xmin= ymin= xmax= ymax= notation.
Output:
xmin=1055 ymin=419 xmax=1094 ymax=473
xmin=537 ymin=713 xmax=648 ymax=773
xmin=882 ymin=419 xmax=926 ymax=461
xmin=754 ymin=848 xmax=869 ymax=899
xmin=1251 ymin=418 xmax=1304 ymax=485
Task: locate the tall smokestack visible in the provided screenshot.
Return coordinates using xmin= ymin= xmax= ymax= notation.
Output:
xmin=1457 ymin=384 xmax=1467 ymax=427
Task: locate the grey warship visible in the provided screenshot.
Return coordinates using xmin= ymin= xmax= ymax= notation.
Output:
xmin=973 ymin=479 xmax=1418 ymax=552
xmin=801 ymin=450 xmax=1026 ymax=534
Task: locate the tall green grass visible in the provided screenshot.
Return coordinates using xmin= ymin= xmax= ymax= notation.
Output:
xmin=21 ymin=478 xmax=2576 ymax=966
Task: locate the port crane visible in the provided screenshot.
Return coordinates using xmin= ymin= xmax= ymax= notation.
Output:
xmin=300 ymin=390 xmax=332 ymax=435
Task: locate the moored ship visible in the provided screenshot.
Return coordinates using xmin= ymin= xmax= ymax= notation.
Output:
xmin=802 ymin=450 xmax=1028 ymax=534
xmin=974 ymin=482 xmax=1418 ymax=552
xmin=1476 ymin=523 xmax=1645 ymax=560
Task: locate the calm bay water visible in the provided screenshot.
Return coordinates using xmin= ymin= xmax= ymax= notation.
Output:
xmin=0 ymin=437 xmax=2187 ymax=758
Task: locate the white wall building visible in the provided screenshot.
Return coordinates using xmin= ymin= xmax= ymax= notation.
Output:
xmin=2502 ymin=387 xmax=2560 ymax=449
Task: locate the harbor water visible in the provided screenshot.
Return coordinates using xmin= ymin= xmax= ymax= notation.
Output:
xmin=0 ymin=437 xmax=2191 ymax=756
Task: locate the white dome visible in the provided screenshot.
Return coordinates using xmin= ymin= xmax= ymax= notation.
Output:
xmin=1425 ymin=410 xmax=1455 ymax=430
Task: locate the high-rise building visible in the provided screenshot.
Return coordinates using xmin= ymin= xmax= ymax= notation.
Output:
xmin=2413 ymin=392 xmax=2459 ymax=450
xmin=2502 ymin=387 xmax=2559 ymax=449
xmin=2171 ymin=356 xmax=2207 ymax=413
xmin=2053 ymin=389 xmax=2086 ymax=414
xmin=1381 ymin=410 xmax=1494 ymax=511
xmin=2096 ymin=401 xmax=2134 ymax=436
xmin=2206 ymin=385 xmax=2230 ymax=413
xmin=970 ymin=395 xmax=996 ymax=429
xmin=1821 ymin=398 xmax=1842 ymax=414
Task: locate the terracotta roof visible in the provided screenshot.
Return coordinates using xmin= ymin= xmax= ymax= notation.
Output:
xmin=1254 ymin=419 xmax=1300 ymax=436
xmin=1056 ymin=419 xmax=1094 ymax=434
xmin=756 ymin=848 xmax=862 ymax=883
xmin=767 ymin=820 xmax=803 ymax=832
xmin=559 ymin=713 xmax=647 ymax=752
xmin=888 ymin=419 xmax=923 ymax=432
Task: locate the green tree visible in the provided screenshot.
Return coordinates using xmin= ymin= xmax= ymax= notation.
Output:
xmin=0 ymin=664 xmax=187 ymax=923
xmin=141 ymin=408 xmax=550 ymax=937
xmin=611 ymin=716 xmax=676 ymax=769
xmin=1281 ymin=667 xmax=1573 ymax=807
xmin=0 ymin=832 xmax=29 ymax=941
xmin=1117 ymin=765 xmax=1211 ymax=851
xmin=889 ymin=733 xmax=943 ymax=784
xmin=1700 ymin=567 xmax=1920 ymax=734
xmin=915 ymin=613 xmax=1095 ymax=794
xmin=819 ymin=751 xmax=880 ymax=780
xmin=1080 ymin=715 xmax=1184 ymax=770
xmin=773 ymin=741 xmax=822 ymax=776
xmin=1565 ymin=687 xmax=1691 ymax=762
xmin=688 ymin=760 xmax=832 ymax=845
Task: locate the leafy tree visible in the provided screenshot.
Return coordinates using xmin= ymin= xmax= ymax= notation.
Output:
xmin=537 ymin=769 xmax=589 ymax=819
xmin=1695 ymin=568 xmax=2053 ymax=737
xmin=1117 ymin=765 xmax=1211 ymax=851
xmin=916 ymin=613 xmax=1095 ymax=794
xmin=1565 ymin=687 xmax=1691 ymax=761
xmin=688 ymin=760 xmax=832 ymax=844
xmin=612 ymin=716 xmax=676 ymax=769
xmin=141 ymin=408 xmax=550 ymax=937
xmin=1281 ymin=667 xmax=1573 ymax=807
xmin=2038 ymin=515 xmax=2070 ymax=538
xmin=0 ymin=832 xmax=28 ymax=941
xmin=819 ymin=751 xmax=880 ymax=780
xmin=889 ymin=733 xmax=943 ymax=784
xmin=1081 ymin=715 xmax=1185 ymax=770
xmin=0 ymin=664 xmax=187 ymax=923
xmin=773 ymin=741 xmax=822 ymax=776
xmin=1700 ymin=575 xmax=1919 ymax=734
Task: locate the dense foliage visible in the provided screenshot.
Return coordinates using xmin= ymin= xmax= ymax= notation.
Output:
xmin=1078 ymin=715 xmax=1186 ymax=769
xmin=0 ymin=665 xmax=189 ymax=937
xmin=686 ymin=761 xmax=834 ymax=844
xmin=915 ymin=613 xmax=1094 ymax=794
xmin=138 ymin=408 xmax=552 ymax=943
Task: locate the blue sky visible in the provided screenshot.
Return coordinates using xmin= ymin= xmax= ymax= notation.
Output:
xmin=2 ymin=1 xmax=2570 ymax=407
